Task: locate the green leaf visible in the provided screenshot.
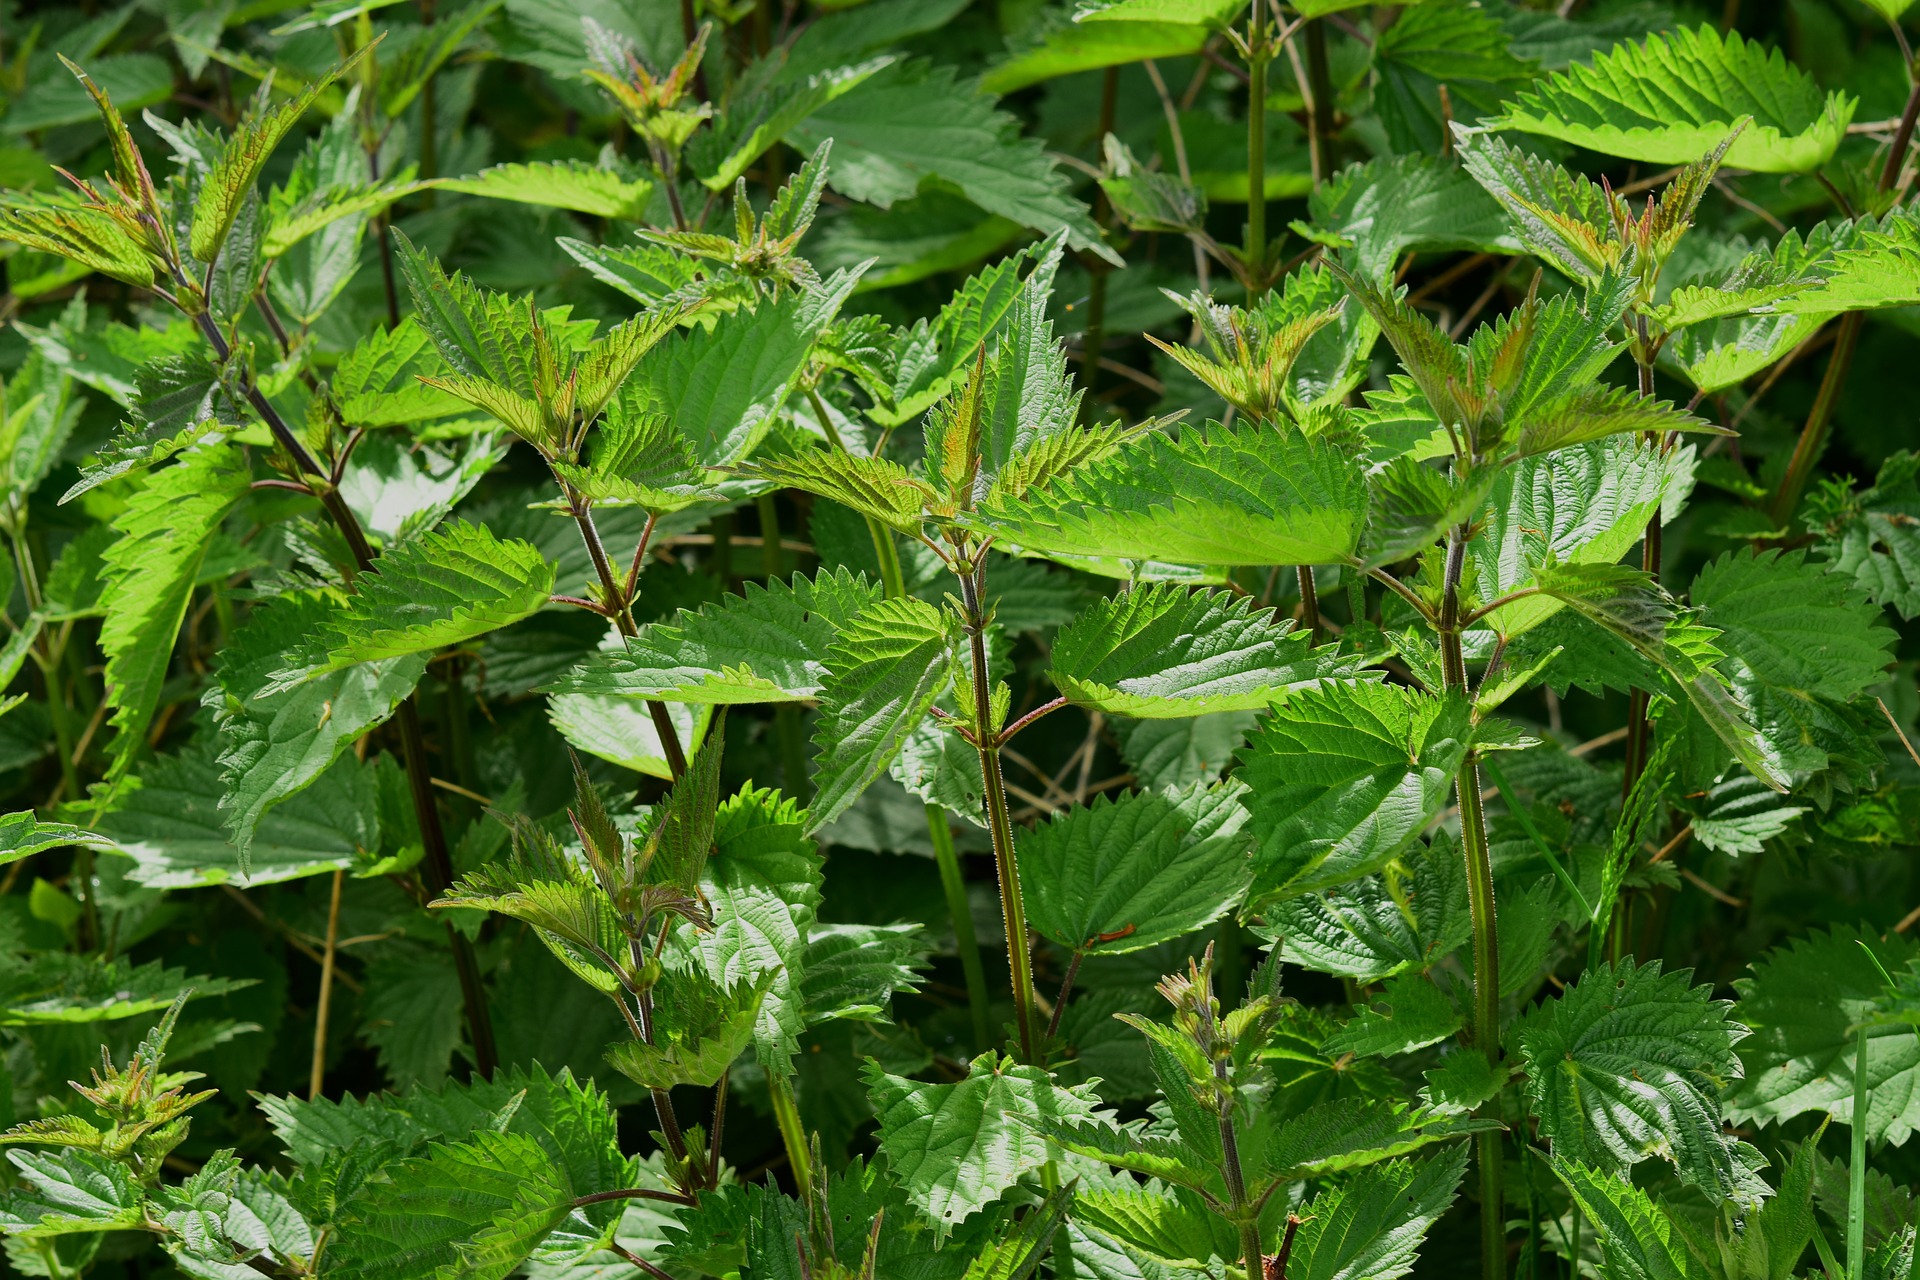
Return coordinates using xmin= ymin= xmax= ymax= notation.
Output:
xmin=0 ymin=814 xmax=116 ymax=866
xmin=325 ymin=1130 xmax=574 ymax=1280
xmin=1487 ymin=25 xmax=1854 ymax=173
xmin=1781 ymin=210 xmax=1920 ymax=314
xmin=329 ymin=320 xmax=468 ymax=428
xmin=1285 ymin=1148 xmax=1470 ymax=1280
xmin=190 ymin=52 xmax=364 ymax=263
xmin=799 ymin=922 xmax=928 ymax=1024
xmin=1728 ymin=926 xmax=1920 ymax=1144
xmin=206 ymin=591 xmax=427 ymax=872
xmin=548 ymin=405 xmax=712 ymax=513
xmin=744 ymin=446 xmax=935 ymax=536
xmin=1517 ymin=959 xmax=1746 ymax=1194
xmin=605 ymin=972 xmax=767 ymax=1091
xmin=633 ymin=281 xmax=851 ymax=465
xmin=1303 ymin=153 xmax=1519 ymax=285
xmin=295 ymin=522 xmax=556 ymax=673
xmin=865 ymin=1051 xmax=1100 ymax=1237
xmin=1469 ymin=437 xmax=1687 ymax=638
xmin=786 ymin=59 xmax=1117 ymax=264
xmin=1533 ymin=561 xmax=1788 ymax=791
xmin=1809 ymin=451 xmax=1920 ymax=620
xmin=1017 ymin=780 xmax=1253 ymax=954
xmin=808 ymin=596 xmax=958 ymax=833
xmin=436 ymin=159 xmax=653 ymax=219
xmin=551 ymin=569 xmax=884 ymax=705
xmin=0 ymin=953 xmax=249 ymax=1024
xmin=0 ymin=1151 xmax=145 ymax=1238
xmin=1258 ymin=1097 xmax=1497 ymax=1183
xmin=91 ymin=740 xmax=373 ymax=888
xmin=1373 ymin=1 xmax=1537 ymax=155
xmin=972 ymin=422 xmax=1369 ymax=568
xmin=982 ymin=14 xmax=1215 ymax=96
xmin=1547 ymin=1156 xmax=1706 ymax=1280
xmin=98 ymin=447 xmax=253 ymax=780
xmin=1690 ymin=548 xmax=1895 ymax=780
xmin=1240 ymin=681 xmax=1471 ymax=905
xmin=1323 ymin=975 xmax=1463 ymax=1058
xmin=681 ymin=785 xmax=823 ymax=1073
xmin=694 ymin=58 xmax=890 ymax=192
xmin=1049 ymin=584 xmax=1356 ymax=718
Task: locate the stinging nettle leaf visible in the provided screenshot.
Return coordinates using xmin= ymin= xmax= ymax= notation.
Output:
xmin=1016 ymin=779 xmax=1255 ymax=954
xmin=1239 ymin=680 xmax=1470 ymax=906
xmin=1049 ymin=583 xmax=1360 ymax=718
xmin=1486 ymin=25 xmax=1854 ymax=174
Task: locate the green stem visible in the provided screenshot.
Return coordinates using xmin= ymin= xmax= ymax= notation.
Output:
xmin=1245 ymin=0 xmax=1268 ymax=301
xmin=1850 ymin=1019 xmax=1871 ymax=1280
xmin=769 ymin=1070 xmax=813 ymax=1200
xmin=928 ymin=808 xmax=993 ymax=1049
xmin=1442 ymin=521 xmax=1505 ymax=1280
xmin=1304 ymin=18 xmax=1335 ymax=184
xmin=959 ymin=561 xmax=1039 ymax=1063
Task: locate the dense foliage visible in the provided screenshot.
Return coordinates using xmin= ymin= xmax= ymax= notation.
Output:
xmin=0 ymin=0 xmax=1915 ymax=1274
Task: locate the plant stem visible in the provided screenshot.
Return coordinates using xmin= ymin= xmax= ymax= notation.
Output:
xmin=1245 ymin=0 xmax=1268 ymax=301
xmin=1442 ymin=521 xmax=1505 ymax=1280
xmin=309 ymin=870 xmax=343 ymax=1098
xmin=1772 ymin=73 xmax=1920 ymax=527
xmin=959 ymin=560 xmax=1039 ymax=1063
xmin=1623 ymin=332 xmax=1660 ymax=798
xmin=1304 ymin=18 xmax=1336 ymax=184
xmin=1850 ymin=1019 xmax=1871 ymax=1280
xmin=928 ymin=808 xmax=994 ymax=1049
xmin=1296 ymin=565 xmax=1319 ymax=643
xmin=769 ymin=1070 xmax=813 ymax=1199
xmin=1083 ymin=65 xmax=1119 ymax=411
xmin=565 ymin=493 xmax=688 ymax=780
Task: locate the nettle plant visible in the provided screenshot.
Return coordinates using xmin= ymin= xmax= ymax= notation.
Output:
xmin=0 ymin=0 xmax=1915 ymax=1276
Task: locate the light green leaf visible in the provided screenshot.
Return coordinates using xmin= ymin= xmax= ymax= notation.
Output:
xmin=551 ymin=569 xmax=884 ymax=705
xmin=0 ymin=953 xmax=249 ymax=1025
xmin=865 ymin=1051 xmax=1100 ymax=1237
xmin=1049 ymin=584 xmax=1355 ymax=718
xmin=0 ymin=814 xmax=116 ymax=866
xmin=1470 ymin=437 xmax=1686 ymax=638
xmin=436 ymin=159 xmax=653 ymax=219
xmin=296 ymin=522 xmax=556 ymax=673
xmin=1240 ymin=681 xmax=1470 ymax=905
xmin=330 ymin=319 xmax=469 ymax=428
xmin=1323 ymin=975 xmax=1463 ymax=1058
xmin=605 ymin=973 xmax=767 ymax=1091
xmin=1017 ymin=780 xmax=1254 ymax=954
xmin=1487 ymin=25 xmax=1854 ymax=173
xmin=972 ymin=422 xmax=1369 ymax=568
xmin=0 ymin=1151 xmax=145 ymax=1237
xmin=1259 ymin=1098 xmax=1496 ymax=1184
xmin=190 ymin=52 xmax=365 ymax=263
xmin=98 ymin=447 xmax=252 ymax=780
xmin=808 ymin=596 xmax=958 ymax=833
xmin=1535 ymin=561 xmax=1788 ymax=790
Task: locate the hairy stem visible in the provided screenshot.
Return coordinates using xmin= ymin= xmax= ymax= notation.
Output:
xmin=1442 ymin=521 xmax=1504 ymax=1280
xmin=565 ymin=492 xmax=688 ymax=780
xmin=1850 ymin=1018 xmax=1871 ymax=1280
xmin=1296 ymin=565 xmax=1320 ymax=644
xmin=1082 ymin=65 xmax=1119 ymax=410
xmin=1304 ymin=18 xmax=1336 ymax=184
xmin=309 ymin=870 xmax=344 ymax=1098
xmin=959 ymin=561 xmax=1039 ymax=1062
xmin=1623 ymin=332 xmax=1660 ymax=798
xmin=769 ymin=1070 xmax=813 ymax=1199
